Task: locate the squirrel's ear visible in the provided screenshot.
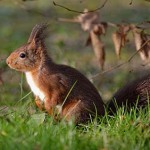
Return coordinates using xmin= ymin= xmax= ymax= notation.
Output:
xmin=28 ymin=23 xmax=48 ymax=45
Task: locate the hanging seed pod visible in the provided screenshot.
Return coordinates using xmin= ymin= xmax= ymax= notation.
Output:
xmin=112 ymin=31 xmax=122 ymax=59
xmin=132 ymin=25 xmax=150 ymax=61
xmin=90 ymin=28 xmax=105 ymax=70
xmin=112 ymin=24 xmax=130 ymax=59
xmin=99 ymin=22 xmax=108 ymax=35
xmin=140 ymin=31 xmax=150 ymax=59
xmin=119 ymin=25 xmax=130 ymax=46
xmin=85 ymin=34 xmax=92 ymax=46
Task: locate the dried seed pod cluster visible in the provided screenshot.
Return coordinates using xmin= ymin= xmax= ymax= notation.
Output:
xmin=75 ymin=9 xmax=107 ymax=70
xmin=112 ymin=24 xmax=130 ymax=59
xmin=131 ymin=25 xmax=150 ymax=61
xmin=59 ymin=9 xmax=150 ymax=69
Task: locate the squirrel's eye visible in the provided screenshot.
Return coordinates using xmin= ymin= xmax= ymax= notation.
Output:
xmin=19 ymin=53 xmax=26 ymax=58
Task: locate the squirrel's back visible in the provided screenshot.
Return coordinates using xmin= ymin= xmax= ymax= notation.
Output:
xmin=38 ymin=61 xmax=105 ymax=123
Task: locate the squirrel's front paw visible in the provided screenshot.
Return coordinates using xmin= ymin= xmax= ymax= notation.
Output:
xmin=35 ymin=99 xmax=44 ymax=111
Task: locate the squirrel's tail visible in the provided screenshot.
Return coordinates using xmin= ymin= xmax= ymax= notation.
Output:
xmin=106 ymin=74 xmax=150 ymax=115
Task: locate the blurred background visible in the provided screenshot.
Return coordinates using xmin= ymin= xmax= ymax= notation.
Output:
xmin=0 ymin=0 xmax=150 ymax=105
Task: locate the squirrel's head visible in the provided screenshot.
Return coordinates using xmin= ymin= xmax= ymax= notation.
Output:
xmin=6 ymin=23 xmax=49 ymax=72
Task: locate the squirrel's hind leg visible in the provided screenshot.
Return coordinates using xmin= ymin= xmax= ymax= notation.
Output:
xmin=61 ymin=100 xmax=90 ymax=125
xmin=35 ymin=96 xmax=45 ymax=111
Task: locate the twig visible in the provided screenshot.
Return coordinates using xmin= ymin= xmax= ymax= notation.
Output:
xmin=53 ymin=0 xmax=108 ymax=14
xmin=91 ymin=39 xmax=150 ymax=79
xmin=59 ymin=18 xmax=150 ymax=35
xmin=58 ymin=18 xmax=80 ymax=23
xmin=107 ymin=22 xmax=118 ymax=28
xmin=90 ymin=62 xmax=127 ymax=79
xmin=22 ymin=0 xmax=36 ymax=1
xmin=127 ymin=39 xmax=150 ymax=62
xmin=59 ymin=17 xmax=150 ymax=30
xmin=129 ymin=0 xmax=134 ymax=5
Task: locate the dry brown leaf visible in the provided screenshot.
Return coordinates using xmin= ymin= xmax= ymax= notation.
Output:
xmin=100 ymin=22 xmax=108 ymax=35
xmin=112 ymin=31 xmax=122 ymax=59
xmin=86 ymin=23 xmax=107 ymax=46
xmin=90 ymin=29 xmax=105 ymax=70
xmin=85 ymin=34 xmax=92 ymax=46
xmin=112 ymin=24 xmax=130 ymax=58
xmin=93 ymin=22 xmax=108 ymax=35
xmin=118 ymin=24 xmax=130 ymax=46
xmin=140 ymin=32 xmax=150 ymax=59
xmin=132 ymin=26 xmax=150 ymax=61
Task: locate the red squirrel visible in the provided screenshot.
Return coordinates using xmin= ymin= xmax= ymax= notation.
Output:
xmin=6 ymin=23 xmax=149 ymax=124
xmin=6 ymin=24 xmax=105 ymax=124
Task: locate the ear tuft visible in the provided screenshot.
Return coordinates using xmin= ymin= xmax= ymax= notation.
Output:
xmin=28 ymin=23 xmax=48 ymax=44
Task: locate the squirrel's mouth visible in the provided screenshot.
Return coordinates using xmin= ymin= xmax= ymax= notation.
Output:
xmin=6 ymin=58 xmax=22 ymax=72
xmin=6 ymin=58 xmax=15 ymax=69
xmin=7 ymin=62 xmax=18 ymax=70
xmin=8 ymin=65 xmax=24 ymax=72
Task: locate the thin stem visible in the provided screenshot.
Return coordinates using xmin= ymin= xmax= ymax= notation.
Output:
xmin=53 ymin=0 xmax=108 ymax=14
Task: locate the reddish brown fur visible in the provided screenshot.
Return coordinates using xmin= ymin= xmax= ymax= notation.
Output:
xmin=6 ymin=24 xmax=105 ymax=125
xmin=108 ymin=74 xmax=150 ymax=114
xmin=35 ymin=97 xmax=44 ymax=111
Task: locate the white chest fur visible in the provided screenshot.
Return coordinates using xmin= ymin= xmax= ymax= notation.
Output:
xmin=25 ymin=72 xmax=46 ymax=101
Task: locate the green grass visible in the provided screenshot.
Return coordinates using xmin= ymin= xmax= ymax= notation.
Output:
xmin=0 ymin=99 xmax=150 ymax=150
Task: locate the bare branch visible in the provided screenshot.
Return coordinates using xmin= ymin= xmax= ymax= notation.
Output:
xmin=128 ymin=39 xmax=150 ymax=62
xmin=58 ymin=18 xmax=80 ymax=23
xmin=22 ymin=0 xmax=36 ymax=1
xmin=107 ymin=22 xmax=118 ymax=28
xmin=59 ymin=18 xmax=150 ymax=30
xmin=129 ymin=0 xmax=134 ymax=5
xmin=53 ymin=0 xmax=108 ymax=14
